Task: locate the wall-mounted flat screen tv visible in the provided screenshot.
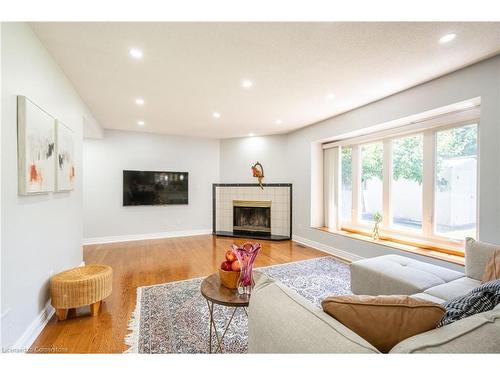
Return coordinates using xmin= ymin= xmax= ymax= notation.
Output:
xmin=123 ymin=170 xmax=188 ymax=206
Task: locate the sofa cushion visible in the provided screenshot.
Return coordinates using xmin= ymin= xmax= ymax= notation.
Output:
xmin=410 ymin=292 xmax=446 ymax=304
xmin=424 ymin=277 xmax=480 ymax=302
xmin=439 ymin=279 xmax=500 ymax=327
xmin=351 ymin=255 xmax=464 ymax=295
xmin=248 ymin=273 xmax=379 ymax=353
xmin=481 ymin=249 xmax=500 ymax=283
xmin=322 ymin=295 xmax=445 ymax=353
xmin=391 ymin=308 xmax=500 ymax=353
xmin=465 ymin=237 xmax=500 ymax=280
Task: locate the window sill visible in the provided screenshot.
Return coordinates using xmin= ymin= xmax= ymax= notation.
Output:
xmin=315 ymin=227 xmax=465 ymax=266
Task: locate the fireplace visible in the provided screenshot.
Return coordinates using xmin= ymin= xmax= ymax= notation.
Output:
xmin=233 ymin=200 xmax=271 ymax=236
xmin=212 ymin=184 xmax=291 ymax=240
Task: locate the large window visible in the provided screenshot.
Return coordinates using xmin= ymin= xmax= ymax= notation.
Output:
xmin=325 ymin=117 xmax=479 ymax=250
xmin=391 ymin=134 xmax=423 ymax=231
xmin=341 ymin=147 xmax=353 ymax=222
xmin=360 ymin=142 xmax=383 ymax=222
xmin=435 ymin=124 xmax=478 ymax=240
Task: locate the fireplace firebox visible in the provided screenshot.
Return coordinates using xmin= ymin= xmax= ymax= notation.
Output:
xmin=233 ymin=200 xmax=271 ymax=236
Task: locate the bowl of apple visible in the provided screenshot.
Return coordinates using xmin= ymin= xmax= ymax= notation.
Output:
xmin=219 ymin=249 xmax=241 ymax=289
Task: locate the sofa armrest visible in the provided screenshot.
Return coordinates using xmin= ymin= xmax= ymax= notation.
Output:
xmin=390 ymin=309 xmax=500 ymax=353
xmin=247 ymin=272 xmax=379 ymax=353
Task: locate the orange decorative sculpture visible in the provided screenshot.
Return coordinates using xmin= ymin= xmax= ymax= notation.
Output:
xmin=251 ymin=162 xmax=264 ymax=189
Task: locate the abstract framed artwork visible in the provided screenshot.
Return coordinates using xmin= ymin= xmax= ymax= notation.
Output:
xmin=55 ymin=120 xmax=76 ymax=191
xmin=17 ymin=96 xmax=56 ymax=195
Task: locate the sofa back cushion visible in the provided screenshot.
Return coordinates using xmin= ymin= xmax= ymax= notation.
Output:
xmin=482 ymin=250 xmax=500 ymax=283
xmin=248 ymin=273 xmax=380 ymax=353
xmin=465 ymin=237 xmax=500 ymax=280
xmin=321 ymin=295 xmax=445 ymax=353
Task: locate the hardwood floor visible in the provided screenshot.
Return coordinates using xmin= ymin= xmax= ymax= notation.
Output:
xmin=30 ymin=235 xmax=327 ymax=353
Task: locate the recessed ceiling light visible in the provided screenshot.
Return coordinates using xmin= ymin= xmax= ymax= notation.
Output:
xmin=439 ymin=33 xmax=456 ymax=44
xmin=135 ymin=98 xmax=145 ymax=106
xmin=212 ymin=112 xmax=221 ymax=119
xmin=275 ymin=119 xmax=283 ymax=125
xmin=241 ymin=80 xmax=253 ymax=89
xmin=137 ymin=120 xmax=145 ymax=126
xmin=326 ymin=93 xmax=335 ymax=100
xmin=129 ymin=48 xmax=143 ymax=59
xmin=248 ymin=133 xmax=255 ymax=137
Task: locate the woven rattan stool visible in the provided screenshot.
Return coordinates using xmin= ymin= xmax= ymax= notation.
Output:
xmin=50 ymin=264 xmax=113 ymax=321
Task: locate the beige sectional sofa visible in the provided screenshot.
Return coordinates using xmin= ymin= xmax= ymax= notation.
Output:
xmin=351 ymin=254 xmax=477 ymax=303
xmin=248 ymin=239 xmax=500 ymax=353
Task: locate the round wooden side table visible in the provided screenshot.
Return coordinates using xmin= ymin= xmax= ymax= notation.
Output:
xmin=200 ymin=273 xmax=249 ymax=353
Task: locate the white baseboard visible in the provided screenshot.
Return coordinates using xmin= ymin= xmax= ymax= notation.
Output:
xmin=292 ymin=234 xmax=363 ymax=263
xmin=9 ymin=260 xmax=87 ymax=352
xmin=12 ymin=299 xmax=55 ymax=352
xmin=83 ymin=228 xmax=212 ymax=245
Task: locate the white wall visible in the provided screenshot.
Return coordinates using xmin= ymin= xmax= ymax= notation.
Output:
xmin=82 ymin=130 xmax=220 ymax=242
xmin=0 ymin=22 xmax=3 ymax=345
xmin=1 ymin=23 xmax=96 ymax=349
xmin=219 ymin=135 xmax=289 ymax=183
xmin=287 ymin=55 xmax=500 ymax=271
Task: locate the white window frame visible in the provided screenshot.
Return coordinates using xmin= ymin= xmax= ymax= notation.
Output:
xmin=325 ymin=107 xmax=480 ymax=250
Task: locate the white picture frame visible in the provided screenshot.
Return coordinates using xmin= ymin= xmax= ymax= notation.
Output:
xmin=55 ymin=120 xmax=76 ymax=192
xmin=17 ymin=96 xmax=56 ymax=195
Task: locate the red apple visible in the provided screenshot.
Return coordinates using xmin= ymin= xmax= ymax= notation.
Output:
xmin=225 ymin=250 xmax=236 ymax=263
xmin=221 ymin=261 xmax=232 ymax=271
xmin=231 ymin=260 xmax=241 ymax=272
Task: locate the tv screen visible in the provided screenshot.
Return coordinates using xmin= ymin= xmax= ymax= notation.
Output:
xmin=123 ymin=170 xmax=188 ymax=206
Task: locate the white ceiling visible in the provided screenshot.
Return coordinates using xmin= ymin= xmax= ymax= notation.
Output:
xmin=30 ymin=22 xmax=500 ymax=139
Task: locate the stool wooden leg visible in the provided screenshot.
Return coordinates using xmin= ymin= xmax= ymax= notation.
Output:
xmin=90 ymin=301 xmax=101 ymax=316
xmin=56 ymin=309 xmax=68 ymax=321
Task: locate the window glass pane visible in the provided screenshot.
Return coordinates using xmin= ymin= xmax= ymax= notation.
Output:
xmin=361 ymin=142 xmax=383 ymax=222
xmin=341 ymin=147 xmax=352 ymax=222
xmin=391 ymin=134 xmax=423 ymax=230
xmin=435 ymin=124 xmax=478 ymax=240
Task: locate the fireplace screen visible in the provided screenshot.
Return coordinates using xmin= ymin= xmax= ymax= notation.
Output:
xmin=233 ymin=200 xmax=271 ymax=235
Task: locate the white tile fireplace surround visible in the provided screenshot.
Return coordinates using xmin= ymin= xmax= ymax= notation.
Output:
xmin=213 ymin=184 xmax=291 ymax=239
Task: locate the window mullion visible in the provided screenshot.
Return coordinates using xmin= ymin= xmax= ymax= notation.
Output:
xmin=351 ymin=145 xmax=360 ymax=226
xmin=383 ymin=139 xmax=392 ymax=228
xmin=422 ymin=130 xmax=435 ymax=236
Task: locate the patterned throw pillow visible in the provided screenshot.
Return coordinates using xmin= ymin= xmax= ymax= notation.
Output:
xmin=439 ymin=279 xmax=500 ymax=327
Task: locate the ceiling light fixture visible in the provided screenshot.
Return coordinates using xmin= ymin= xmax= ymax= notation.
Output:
xmin=135 ymin=98 xmax=145 ymax=106
xmin=248 ymin=133 xmax=255 ymax=137
xmin=275 ymin=119 xmax=283 ymax=125
xmin=241 ymin=80 xmax=253 ymax=89
xmin=326 ymin=93 xmax=335 ymax=100
xmin=439 ymin=33 xmax=456 ymax=44
xmin=137 ymin=120 xmax=145 ymax=126
xmin=212 ymin=112 xmax=221 ymax=119
xmin=129 ymin=48 xmax=143 ymax=59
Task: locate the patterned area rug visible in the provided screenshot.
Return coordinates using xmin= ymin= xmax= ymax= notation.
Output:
xmin=125 ymin=256 xmax=351 ymax=353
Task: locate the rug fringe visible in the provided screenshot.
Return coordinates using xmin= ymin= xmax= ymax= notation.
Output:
xmin=123 ymin=287 xmax=142 ymax=353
